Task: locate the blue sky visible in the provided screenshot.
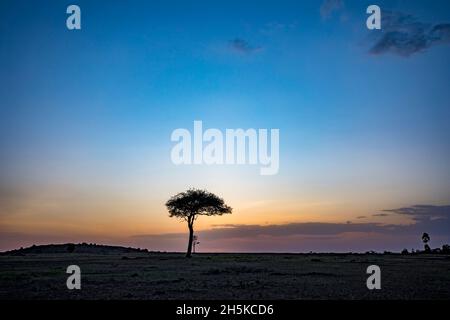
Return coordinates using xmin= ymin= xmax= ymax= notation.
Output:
xmin=1 ymin=0 xmax=450 ymax=252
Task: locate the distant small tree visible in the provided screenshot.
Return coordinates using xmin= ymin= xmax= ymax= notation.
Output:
xmin=192 ymin=235 xmax=200 ymax=253
xmin=422 ymin=232 xmax=431 ymax=252
xmin=166 ymin=189 xmax=232 ymax=258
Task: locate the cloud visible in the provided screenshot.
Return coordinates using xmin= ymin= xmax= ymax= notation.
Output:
xmin=356 ymin=216 xmax=366 ymax=219
xmin=429 ymin=23 xmax=450 ymax=44
xmin=228 ymin=38 xmax=262 ymax=54
xmin=383 ymin=205 xmax=450 ymax=221
xmin=373 ymin=213 xmax=389 ymax=217
xmin=202 ymin=222 xmax=385 ymax=238
xmin=129 ymin=205 xmax=450 ymax=252
xmin=369 ymin=11 xmax=450 ymax=56
xmin=320 ymin=0 xmax=343 ymax=20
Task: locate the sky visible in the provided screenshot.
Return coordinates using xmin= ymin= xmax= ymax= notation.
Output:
xmin=1 ymin=0 xmax=450 ymax=252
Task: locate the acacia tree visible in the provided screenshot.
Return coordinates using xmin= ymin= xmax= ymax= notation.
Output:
xmin=166 ymin=189 xmax=232 ymax=257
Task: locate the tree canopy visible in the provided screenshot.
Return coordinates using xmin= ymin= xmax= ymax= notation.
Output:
xmin=166 ymin=188 xmax=232 ymax=220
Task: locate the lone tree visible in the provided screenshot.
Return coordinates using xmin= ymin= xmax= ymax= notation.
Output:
xmin=422 ymin=232 xmax=431 ymax=252
xmin=166 ymin=189 xmax=232 ymax=257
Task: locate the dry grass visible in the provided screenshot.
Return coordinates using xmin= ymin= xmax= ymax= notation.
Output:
xmin=1 ymin=252 xmax=449 ymax=300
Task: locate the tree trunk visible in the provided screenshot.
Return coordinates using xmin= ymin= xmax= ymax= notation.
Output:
xmin=186 ymin=221 xmax=194 ymax=258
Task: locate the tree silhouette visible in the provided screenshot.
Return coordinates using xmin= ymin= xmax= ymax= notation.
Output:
xmin=165 ymin=189 xmax=232 ymax=257
xmin=442 ymin=244 xmax=450 ymax=254
xmin=422 ymin=232 xmax=431 ymax=252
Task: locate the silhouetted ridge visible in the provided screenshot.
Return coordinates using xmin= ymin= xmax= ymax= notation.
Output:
xmin=0 ymin=243 xmax=149 ymax=256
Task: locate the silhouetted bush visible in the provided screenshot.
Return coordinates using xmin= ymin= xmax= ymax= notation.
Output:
xmin=442 ymin=244 xmax=450 ymax=254
xmin=401 ymin=248 xmax=409 ymax=255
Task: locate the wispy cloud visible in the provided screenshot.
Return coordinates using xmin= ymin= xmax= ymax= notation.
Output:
xmin=373 ymin=213 xmax=389 ymax=217
xmin=383 ymin=205 xmax=450 ymax=221
xmin=320 ymin=0 xmax=343 ymax=20
xmin=369 ymin=11 xmax=450 ymax=57
xmin=228 ymin=38 xmax=262 ymax=54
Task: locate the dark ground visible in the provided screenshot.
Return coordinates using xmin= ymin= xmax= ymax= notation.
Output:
xmin=1 ymin=244 xmax=449 ymax=299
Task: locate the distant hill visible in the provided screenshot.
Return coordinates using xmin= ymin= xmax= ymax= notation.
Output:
xmin=0 ymin=243 xmax=150 ymax=256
